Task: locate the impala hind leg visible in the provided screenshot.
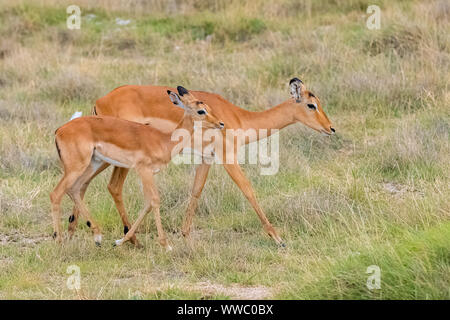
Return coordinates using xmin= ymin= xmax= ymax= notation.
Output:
xmin=223 ymin=163 xmax=284 ymax=246
xmin=181 ymin=163 xmax=211 ymax=238
xmin=68 ymin=162 xmax=110 ymax=238
xmin=70 ymin=191 xmax=103 ymax=246
xmin=107 ymin=167 xmax=140 ymax=247
xmin=50 ymin=172 xmax=84 ymax=242
xmin=68 ymin=163 xmax=106 ymax=246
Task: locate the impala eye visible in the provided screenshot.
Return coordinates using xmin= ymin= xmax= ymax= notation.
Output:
xmin=197 ymin=109 xmax=207 ymax=115
xmin=307 ymin=104 xmax=316 ymax=110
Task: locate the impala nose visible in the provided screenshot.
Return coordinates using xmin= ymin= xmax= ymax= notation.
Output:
xmin=219 ymin=121 xmax=225 ymax=129
xmin=330 ymin=127 xmax=335 ymax=133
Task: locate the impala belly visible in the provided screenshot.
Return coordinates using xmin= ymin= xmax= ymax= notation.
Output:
xmin=93 ymin=150 xmax=129 ymax=168
xmin=93 ymin=142 xmax=140 ymax=169
xmin=90 ymin=153 xmax=106 ymax=171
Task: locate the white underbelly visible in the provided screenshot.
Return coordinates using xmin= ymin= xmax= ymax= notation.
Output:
xmin=93 ymin=146 xmax=161 ymax=173
xmin=93 ymin=150 xmax=130 ymax=168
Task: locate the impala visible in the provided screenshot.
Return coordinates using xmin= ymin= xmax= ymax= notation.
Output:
xmin=67 ymin=78 xmax=334 ymax=246
xmin=50 ymin=86 xmax=224 ymax=249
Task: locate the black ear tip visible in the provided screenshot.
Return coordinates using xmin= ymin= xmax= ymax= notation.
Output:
xmin=289 ymin=77 xmax=302 ymax=85
xmin=177 ymin=86 xmax=189 ymax=96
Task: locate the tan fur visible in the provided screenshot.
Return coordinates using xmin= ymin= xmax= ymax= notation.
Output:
xmin=68 ymin=80 xmax=334 ymax=246
xmin=50 ymin=88 xmax=224 ymax=248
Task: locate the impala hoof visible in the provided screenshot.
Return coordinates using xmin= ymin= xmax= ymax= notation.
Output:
xmin=181 ymin=230 xmax=190 ymax=238
xmin=133 ymin=241 xmax=143 ymax=249
xmin=94 ymin=234 xmax=102 ymax=246
xmin=280 ymin=242 xmax=287 ymax=248
xmin=52 ymin=232 xmax=63 ymax=243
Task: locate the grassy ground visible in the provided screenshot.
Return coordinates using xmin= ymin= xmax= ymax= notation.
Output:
xmin=0 ymin=0 xmax=449 ymax=299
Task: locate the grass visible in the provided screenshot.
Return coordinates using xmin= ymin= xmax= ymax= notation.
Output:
xmin=0 ymin=0 xmax=449 ymax=299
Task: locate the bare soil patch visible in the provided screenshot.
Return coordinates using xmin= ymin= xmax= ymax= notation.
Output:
xmin=382 ymin=182 xmax=424 ymax=197
xmin=0 ymin=231 xmax=50 ymax=246
xmin=192 ymin=281 xmax=273 ymax=300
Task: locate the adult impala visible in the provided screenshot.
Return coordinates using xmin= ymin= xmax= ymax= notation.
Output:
xmin=68 ymin=78 xmax=334 ymax=246
xmin=50 ymin=86 xmax=224 ymax=249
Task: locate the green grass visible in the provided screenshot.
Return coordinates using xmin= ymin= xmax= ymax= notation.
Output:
xmin=279 ymin=222 xmax=450 ymax=299
xmin=0 ymin=0 xmax=449 ymax=299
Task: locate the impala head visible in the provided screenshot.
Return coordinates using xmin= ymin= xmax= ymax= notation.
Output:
xmin=289 ymin=78 xmax=335 ymax=135
xmin=167 ymin=86 xmax=225 ymax=130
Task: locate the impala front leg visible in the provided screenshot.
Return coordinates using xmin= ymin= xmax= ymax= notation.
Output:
xmin=114 ymin=202 xmax=150 ymax=247
xmin=108 ymin=166 xmax=140 ymax=247
xmin=115 ymin=167 xmax=171 ymax=251
xmin=181 ymin=163 xmax=211 ymax=237
xmin=223 ymin=163 xmax=284 ymax=246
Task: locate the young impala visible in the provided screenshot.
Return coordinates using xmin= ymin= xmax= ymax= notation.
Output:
xmin=50 ymin=86 xmax=224 ymax=249
xmin=67 ymin=78 xmax=334 ymax=247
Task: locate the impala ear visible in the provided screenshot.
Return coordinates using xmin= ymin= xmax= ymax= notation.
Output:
xmin=167 ymin=90 xmax=187 ymax=110
xmin=289 ymin=77 xmax=305 ymax=101
xmin=177 ymin=86 xmax=189 ymax=97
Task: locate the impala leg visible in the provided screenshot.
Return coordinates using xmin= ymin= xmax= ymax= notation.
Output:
xmin=70 ymin=191 xmax=102 ymax=246
xmin=115 ymin=203 xmax=150 ymax=247
xmin=50 ymin=172 xmax=83 ymax=243
xmin=68 ymin=162 xmax=110 ymax=238
xmin=107 ymin=167 xmax=140 ymax=247
xmin=115 ymin=168 xmax=171 ymax=251
xmin=68 ymin=165 xmax=104 ymax=246
xmin=151 ymin=194 xmax=171 ymax=250
xmin=181 ymin=163 xmax=211 ymax=237
xmin=223 ymin=163 xmax=284 ymax=246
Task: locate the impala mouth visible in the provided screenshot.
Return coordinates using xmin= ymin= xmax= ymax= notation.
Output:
xmin=321 ymin=129 xmax=332 ymax=136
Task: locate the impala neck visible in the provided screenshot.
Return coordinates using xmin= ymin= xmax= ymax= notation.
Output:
xmin=166 ymin=113 xmax=195 ymax=156
xmin=238 ymin=99 xmax=296 ymax=138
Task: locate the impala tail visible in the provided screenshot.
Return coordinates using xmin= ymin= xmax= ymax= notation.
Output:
xmin=70 ymin=111 xmax=83 ymax=120
xmin=55 ymin=138 xmax=62 ymax=161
